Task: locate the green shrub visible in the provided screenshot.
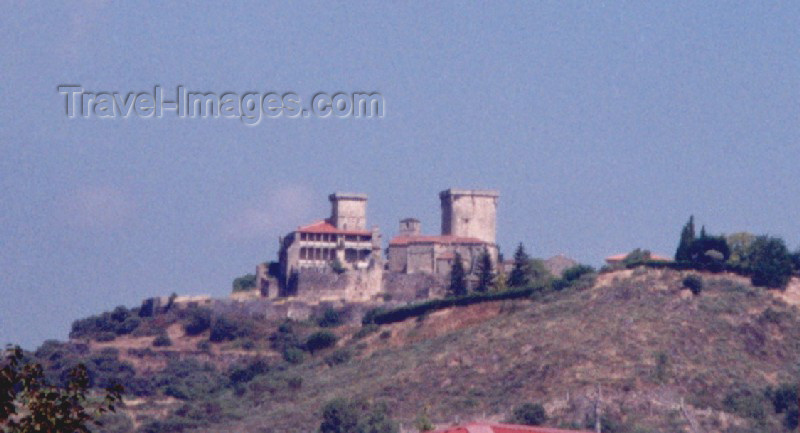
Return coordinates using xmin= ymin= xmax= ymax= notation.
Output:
xmin=320 ymin=398 xmax=359 ymax=433
xmin=227 ymin=359 xmax=269 ymax=385
xmin=366 ymin=287 xmax=535 ymax=325
xmin=196 ymin=340 xmax=211 ymax=351
xmin=550 ymin=278 xmax=569 ymax=291
xmin=152 ymin=334 xmax=172 ymax=347
xmin=766 ymin=383 xmax=797 ymax=414
xmin=318 ymin=307 xmax=344 ymax=328
xmin=183 ymin=308 xmax=212 ymax=336
xmin=562 ymin=264 xmax=595 ymax=283
xmin=723 ymin=386 xmax=766 ymax=423
xmin=508 ymin=402 xmax=546 ymax=426
xmin=283 ymin=347 xmax=305 ymax=364
xmin=747 ymin=236 xmax=793 ymax=288
xmin=95 ymin=332 xmax=116 ymax=342
xmin=653 ymin=351 xmax=670 ymax=383
xmin=361 ymin=307 xmax=387 ymax=325
xmin=209 ymin=316 xmax=244 ymax=342
xmin=154 ymin=359 xmax=225 ymax=400
xmin=287 ymin=375 xmax=303 ymax=390
xmin=232 ymin=273 xmax=257 ymax=292
xmin=330 ymin=258 xmax=346 ymax=274
xmin=270 ymin=320 xmax=304 ymax=358
xmin=324 ymin=348 xmax=352 ymax=366
xmin=319 ymin=398 xmax=398 ymax=433
xmin=682 ymin=275 xmax=703 ymax=295
xmin=69 ymin=305 xmax=142 ymax=339
xmin=354 ymin=324 xmax=379 ymax=339
xmin=305 ymin=331 xmax=338 ymax=353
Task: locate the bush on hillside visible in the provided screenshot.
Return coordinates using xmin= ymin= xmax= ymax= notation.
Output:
xmin=318 ymin=307 xmax=344 ymax=328
xmin=70 ymin=306 xmax=141 ymax=339
xmin=562 ymin=264 xmax=595 ymax=283
xmin=365 ymin=287 xmax=535 ymax=325
xmin=324 ymin=348 xmax=352 ymax=367
xmin=152 ymin=333 xmax=172 ymax=347
xmin=232 ymin=273 xmax=257 ymax=292
xmin=723 ymin=386 xmax=767 ymax=423
xmin=227 ymin=358 xmax=269 ymax=386
xmin=305 ymin=331 xmax=338 ymax=353
xmin=508 ymin=402 xmax=546 ymax=426
xmin=746 ymin=236 xmax=793 ymax=288
xmin=682 ymin=275 xmax=703 ymax=295
xmin=319 ymin=398 xmax=398 ymax=433
xmin=209 ymin=316 xmax=246 ymax=342
xmin=183 ymin=307 xmax=212 ymax=336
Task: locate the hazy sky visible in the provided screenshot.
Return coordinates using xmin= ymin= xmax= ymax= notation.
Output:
xmin=2 ymin=2 xmax=799 ymax=349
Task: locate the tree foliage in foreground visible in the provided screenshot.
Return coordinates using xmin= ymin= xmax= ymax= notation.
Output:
xmin=1 ymin=345 xmax=123 ymax=433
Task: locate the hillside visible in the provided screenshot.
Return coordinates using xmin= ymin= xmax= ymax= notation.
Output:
xmin=19 ymin=268 xmax=800 ymax=433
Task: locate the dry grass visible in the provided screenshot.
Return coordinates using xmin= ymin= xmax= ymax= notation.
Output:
xmin=102 ymin=269 xmax=800 ymax=433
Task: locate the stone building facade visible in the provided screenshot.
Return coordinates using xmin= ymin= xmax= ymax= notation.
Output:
xmin=276 ymin=192 xmax=383 ymax=301
xmin=387 ymin=189 xmax=499 ymax=276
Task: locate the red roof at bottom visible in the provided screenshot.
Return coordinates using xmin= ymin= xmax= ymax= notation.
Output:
xmin=431 ymin=422 xmax=593 ymax=433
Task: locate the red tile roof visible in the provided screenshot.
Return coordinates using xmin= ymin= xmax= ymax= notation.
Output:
xmin=432 ymin=422 xmax=592 ymax=433
xmin=296 ymin=220 xmax=372 ymax=236
xmin=388 ymin=234 xmax=486 ymax=246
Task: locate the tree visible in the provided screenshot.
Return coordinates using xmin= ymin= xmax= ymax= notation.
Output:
xmin=789 ymin=247 xmax=800 ymax=274
xmin=475 ymin=249 xmax=494 ymax=293
xmin=746 ymin=236 xmax=793 ymax=288
xmin=1 ymin=345 xmax=123 ymax=433
xmin=508 ymin=402 xmax=547 ymax=426
xmin=688 ymin=234 xmax=730 ymax=271
xmin=675 ymin=216 xmax=696 ymax=262
xmin=231 ymin=273 xmax=257 ymax=292
xmin=493 ymin=267 xmax=508 ymax=292
xmin=320 ymin=398 xmax=398 ymax=433
xmin=448 ymin=252 xmax=467 ymax=297
xmin=305 ymin=331 xmax=338 ymax=353
xmin=623 ymin=248 xmax=652 ymax=267
xmin=320 ymin=398 xmax=359 ymax=433
xmin=330 ymin=258 xmax=346 ymax=274
xmin=726 ymin=232 xmax=756 ymax=270
xmin=509 ymin=243 xmax=532 ymax=287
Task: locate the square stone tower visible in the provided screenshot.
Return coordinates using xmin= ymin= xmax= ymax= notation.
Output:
xmin=439 ymin=189 xmax=499 ymax=244
xmin=398 ymin=218 xmax=421 ymax=237
xmin=328 ymin=192 xmax=368 ymax=231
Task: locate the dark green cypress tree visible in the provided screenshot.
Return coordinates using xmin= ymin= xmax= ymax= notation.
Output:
xmin=448 ymin=252 xmax=467 ymax=297
xmin=475 ymin=249 xmax=494 ymax=293
xmin=509 ymin=243 xmax=532 ymax=287
xmin=675 ymin=216 xmax=696 ymax=262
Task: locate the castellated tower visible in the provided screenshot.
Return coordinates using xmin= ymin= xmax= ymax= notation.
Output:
xmin=439 ymin=189 xmax=499 ymax=244
xmin=328 ymin=192 xmax=368 ymax=231
xmin=398 ymin=218 xmax=421 ymax=237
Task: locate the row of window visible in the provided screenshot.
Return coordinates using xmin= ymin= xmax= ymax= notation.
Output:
xmin=299 ymin=232 xmax=371 ymax=242
xmin=299 ymin=247 xmax=372 ymax=261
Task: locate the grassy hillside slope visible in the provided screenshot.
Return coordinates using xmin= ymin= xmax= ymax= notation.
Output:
xmin=21 ymin=268 xmax=800 ymax=433
xmin=194 ymin=269 xmax=800 ymax=433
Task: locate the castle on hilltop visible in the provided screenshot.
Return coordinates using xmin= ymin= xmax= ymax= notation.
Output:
xmin=387 ymin=189 xmax=499 ymax=276
xmin=252 ymin=188 xmax=499 ymax=304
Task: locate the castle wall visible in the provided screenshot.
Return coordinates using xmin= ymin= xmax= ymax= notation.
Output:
xmin=407 ymin=243 xmax=436 ymax=274
xmin=387 ymin=244 xmax=408 ymax=272
xmin=292 ymin=262 xmax=382 ymax=303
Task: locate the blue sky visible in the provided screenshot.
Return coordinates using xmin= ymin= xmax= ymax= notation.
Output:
xmin=1 ymin=2 xmax=798 ymax=349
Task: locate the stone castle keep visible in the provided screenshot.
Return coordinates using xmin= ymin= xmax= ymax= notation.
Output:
xmin=387 ymin=189 xmax=499 ymax=276
xmin=256 ymin=188 xmax=499 ymax=303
